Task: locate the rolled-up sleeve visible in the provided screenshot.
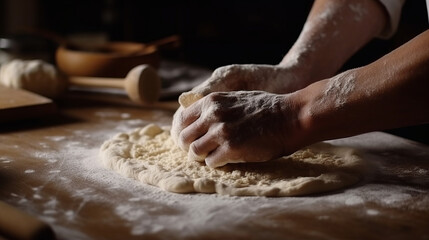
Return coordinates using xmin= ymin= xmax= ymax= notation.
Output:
xmin=377 ymin=0 xmax=406 ymax=38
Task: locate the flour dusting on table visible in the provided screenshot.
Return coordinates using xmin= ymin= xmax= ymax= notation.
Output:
xmin=2 ymin=108 xmax=429 ymax=240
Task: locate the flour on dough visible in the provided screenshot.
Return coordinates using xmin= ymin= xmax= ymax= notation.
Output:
xmin=99 ymin=124 xmax=370 ymax=197
xmin=178 ymin=92 xmax=203 ymax=107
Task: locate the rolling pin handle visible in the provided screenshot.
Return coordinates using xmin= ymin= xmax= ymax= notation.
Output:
xmin=0 ymin=201 xmax=55 ymax=240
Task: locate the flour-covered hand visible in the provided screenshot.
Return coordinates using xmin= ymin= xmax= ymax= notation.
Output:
xmin=189 ymin=64 xmax=305 ymax=98
xmin=173 ymin=91 xmax=306 ymax=168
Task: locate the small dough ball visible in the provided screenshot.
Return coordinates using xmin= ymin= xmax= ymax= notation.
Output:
xmin=178 ymin=92 xmax=203 ymax=108
xmin=139 ymin=123 xmax=163 ymax=137
xmin=0 ymin=59 xmax=66 ymax=98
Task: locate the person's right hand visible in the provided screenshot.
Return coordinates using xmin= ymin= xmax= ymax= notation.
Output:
xmin=172 ymin=91 xmax=309 ymax=168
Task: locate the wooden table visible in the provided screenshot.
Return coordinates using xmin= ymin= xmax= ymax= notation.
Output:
xmin=1 ymin=96 xmax=429 ymax=240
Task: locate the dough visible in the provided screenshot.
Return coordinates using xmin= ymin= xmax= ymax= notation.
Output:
xmin=99 ymin=124 xmax=370 ymax=197
xmin=0 ymin=59 xmax=66 ymax=98
xmin=178 ymin=92 xmax=203 ymax=107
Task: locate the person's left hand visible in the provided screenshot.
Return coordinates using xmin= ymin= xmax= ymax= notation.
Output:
xmin=178 ymin=64 xmax=308 ymax=107
xmin=171 ymin=91 xmax=305 ymax=168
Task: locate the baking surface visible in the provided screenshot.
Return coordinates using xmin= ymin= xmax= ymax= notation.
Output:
xmin=0 ymin=85 xmax=56 ymax=122
xmin=1 ymin=100 xmax=429 ymax=240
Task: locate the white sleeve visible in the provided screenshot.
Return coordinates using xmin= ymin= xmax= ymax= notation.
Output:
xmin=377 ymin=0 xmax=406 ymax=38
xmin=427 ymin=0 xmax=429 ymax=23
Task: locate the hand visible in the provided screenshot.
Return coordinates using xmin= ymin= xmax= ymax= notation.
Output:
xmin=189 ymin=64 xmax=307 ymax=98
xmin=172 ymin=91 xmax=305 ymax=168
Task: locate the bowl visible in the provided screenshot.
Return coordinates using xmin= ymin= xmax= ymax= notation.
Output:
xmin=56 ymin=41 xmax=160 ymax=78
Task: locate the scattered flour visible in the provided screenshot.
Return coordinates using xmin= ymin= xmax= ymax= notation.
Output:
xmin=348 ymin=2 xmax=368 ymax=22
xmin=33 ymin=194 xmax=42 ymax=200
xmin=45 ymin=136 xmax=66 ymax=142
xmin=281 ymin=1 xmax=340 ymax=74
xmin=381 ymin=192 xmax=412 ymax=205
xmin=344 ymin=195 xmax=364 ymax=206
xmin=0 ymin=157 xmax=12 ymax=164
xmin=95 ymin=111 xmax=125 ymax=119
xmin=1 ymin=113 xmax=429 ymax=239
xmin=121 ymin=113 xmax=131 ymax=119
xmin=366 ymin=209 xmax=379 ymax=216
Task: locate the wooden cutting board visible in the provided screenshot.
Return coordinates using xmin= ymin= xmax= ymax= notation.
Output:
xmin=0 ymin=85 xmax=56 ymax=122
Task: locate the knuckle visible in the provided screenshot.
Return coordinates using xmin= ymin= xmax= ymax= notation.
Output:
xmin=211 ymin=105 xmax=223 ymax=118
xmin=218 ymin=123 xmax=230 ymax=137
xmin=205 ymin=92 xmax=216 ymax=102
xmin=179 ymin=129 xmax=190 ymax=143
xmin=225 ymin=140 xmax=240 ymax=153
xmin=204 ymin=158 xmax=217 ymax=168
xmin=205 ymin=92 xmax=222 ymax=103
xmin=173 ymin=108 xmax=186 ymax=126
xmin=224 ymin=143 xmax=244 ymax=162
xmin=219 ymin=128 xmax=242 ymax=152
xmin=212 ymin=67 xmax=223 ymax=76
xmin=213 ymin=64 xmax=240 ymax=77
xmin=178 ymin=112 xmax=188 ymax=124
xmin=178 ymin=132 xmax=191 ymax=150
xmin=213 ymin=66 xmax=229 ymax=76
xmin=202 ymin=96 xmax=222 ymax=118
xmin=225 ymin=64 xmax=240 ymax=72
xmin=190 ymin=142 xmax=202 ymax=155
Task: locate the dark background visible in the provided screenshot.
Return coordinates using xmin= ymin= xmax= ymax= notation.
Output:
xmin=1 ymin=0 xmax=428 ymax=67
xmin=1 ymin=0 xmax=428 ymax=143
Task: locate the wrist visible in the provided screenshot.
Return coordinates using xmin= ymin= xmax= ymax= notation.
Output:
xmin=277 ymin=92 xmax=317 ymax=153
xmin=277 ymin=52 xmax=318 ymax=91
xmin=290 ymin=77 xmax=331 ymax=146
xmin=274 ymin=63 xmax=313 ymax=93
xmin=293 ymin=68 xmax=361 ymax=144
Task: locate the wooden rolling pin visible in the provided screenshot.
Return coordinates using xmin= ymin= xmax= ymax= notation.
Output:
xmin=68 ymin=64 xmax=161 ymax=104
xmin=0 ymin=201 xmax=55 ymax=240
xmin=0 ymin=60 xmax=161 ymax=104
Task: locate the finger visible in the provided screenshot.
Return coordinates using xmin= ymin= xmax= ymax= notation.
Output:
xmin=178 ymin=116 xmax=209 ymax=151
xmin=188 ymin=131 xmax=219 ymax=162
xmin=205 ymin=144 xmax=245 ymax=168
xmin=171 ymin=106 xmax=200 ymax=145
xmin=180 ymin=101 xmax=203 ymax=126
xmin=171 ymin=106 xmax=185 ymax=144
xmin=171 ymin=101 xmax=203 ymax=144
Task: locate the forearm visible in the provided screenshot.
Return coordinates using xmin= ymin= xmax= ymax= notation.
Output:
xmin=294 ymin=30 xmax=429 ymax=145
xmin=279 ymin=0 xmax=388 ymax=88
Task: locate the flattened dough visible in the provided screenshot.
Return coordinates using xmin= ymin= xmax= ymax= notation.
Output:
xmin=99 ymin=124 xmax=370 ymax=197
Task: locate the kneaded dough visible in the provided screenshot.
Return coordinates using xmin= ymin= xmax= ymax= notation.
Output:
xmin=0 ymin=59 xmax=66 ymax=98
xmin=99 ymin=124 xmax=370 ymax=197
xmin=178 ymin=92 xmax=203 ymax=108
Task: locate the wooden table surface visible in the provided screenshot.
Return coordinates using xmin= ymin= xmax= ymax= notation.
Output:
xmin=0 ymin=95 xmax=429 ymax=240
